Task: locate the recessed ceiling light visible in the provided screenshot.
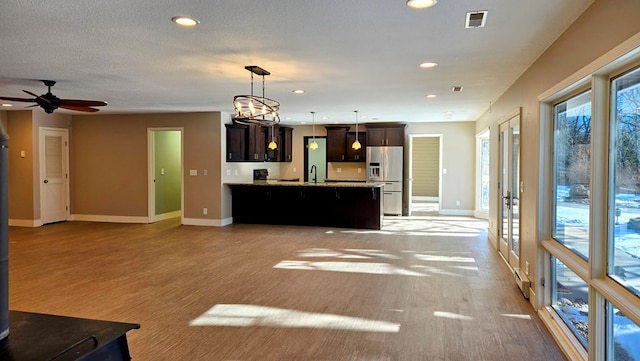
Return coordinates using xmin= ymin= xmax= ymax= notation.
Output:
xmin=171 ymin=16 xmax=199 ymax=27
xmin=407 ymin=0 xmax=437 ymax=9
xmin=426 ymin=94 xmax=437 ymax=98
xmin=1 ymin=104 xmax=12 ymax=107
xmin=322 ymin=117 xmax=329 ymax=120
xmin=293 ymin=90 xmax=305 ymax=94
xmin=419 ymin=62 xmax=438 ymax=68
xmin=300 ymin=121 xmax=307 ymax=124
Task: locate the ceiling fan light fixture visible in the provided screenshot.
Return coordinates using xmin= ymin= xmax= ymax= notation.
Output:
xmin=407 ymin=0 xmax=437 ymax=9
xmin=171 ymin=16 xmax=199 ymax=27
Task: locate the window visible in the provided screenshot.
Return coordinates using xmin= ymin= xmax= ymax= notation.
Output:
xmin=551 ymin=257 xmax=589 ymax=348
xmin=552 ymin=90 xmax=592 ymax=260
xmin=607 ymin=303 xmax=640 ymax=360
xmin=481 ymin=138 xmax=490 ymax=211
xmin=609 ymin=66 xmax=640 ymax=297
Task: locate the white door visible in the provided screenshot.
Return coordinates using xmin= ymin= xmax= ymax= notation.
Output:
xmin=40 ymin=128 xmax=69 ymax=224
xmin=498 ymin=116 xmax=520 ymax=269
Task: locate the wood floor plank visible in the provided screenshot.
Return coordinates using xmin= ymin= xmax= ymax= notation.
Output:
xmin=7 ymin=217 xmax=565 ymax=360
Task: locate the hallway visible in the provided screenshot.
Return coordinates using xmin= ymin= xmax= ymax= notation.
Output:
xmin=7 ymin=217 xmax=565 ymax=360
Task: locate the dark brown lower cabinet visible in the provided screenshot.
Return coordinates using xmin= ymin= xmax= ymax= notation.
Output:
xmin=229 ymin=184 xmax=382 ymax=230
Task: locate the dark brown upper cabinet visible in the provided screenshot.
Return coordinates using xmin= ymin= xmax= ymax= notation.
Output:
xmin=365 ymin=124 xmax=406 ymax=146
xmin=325 ymin=126 xmax=350 ymax=162
xmin=226 ymin=123 xmax=292 ymax=162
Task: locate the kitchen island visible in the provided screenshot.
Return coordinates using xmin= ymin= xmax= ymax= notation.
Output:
xmin=227 ymin=181 xmax=384 ymax=229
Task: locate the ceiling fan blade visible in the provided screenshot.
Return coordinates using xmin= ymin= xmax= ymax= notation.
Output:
xmin=23 ymin=89 xmax=52 ymax=104
xmin=25 ymin=104 xmax=39 ymax=108
xmin=59 ymin=99 xmax=107 ymax=107
xmin=0 ymin=96 xmax=37 ymax=103
xmin=58 ymin=104 xmax=100 ymax=112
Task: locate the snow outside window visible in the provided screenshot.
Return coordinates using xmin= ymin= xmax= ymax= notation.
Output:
xmin=552 ymin=90 xmax=592 ymax=260
xmin=609 ymin=66 xmax=640 ymax=298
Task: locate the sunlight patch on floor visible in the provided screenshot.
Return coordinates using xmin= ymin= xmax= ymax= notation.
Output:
xmin=433 ymin=311 xmax=474 ymax=321
xmin=274 ymin=260 xmax=427 ymax=276
xmin=190 ymin=304 xmax=400 ymax=333
xmin=501 ymin=313 xmax=532 ymax=320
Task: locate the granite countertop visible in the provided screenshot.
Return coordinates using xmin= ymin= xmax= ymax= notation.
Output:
xmin=226 ymin=180 xmax=384 ymax=188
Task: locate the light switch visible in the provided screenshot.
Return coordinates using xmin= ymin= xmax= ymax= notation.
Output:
xmin=20 ymin=150 xmax=25 ymax=158
xmin=443 ymin=168 xmax=447 ymax=174
xmin=190 ymin=169 xmax=197 ymax=176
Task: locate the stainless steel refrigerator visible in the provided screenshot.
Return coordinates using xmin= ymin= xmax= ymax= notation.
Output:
xmin=366 ymin=146 xmax=403 ymax=215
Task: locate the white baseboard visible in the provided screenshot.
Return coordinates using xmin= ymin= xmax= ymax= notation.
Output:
xmin=182 ymin=217 xmax=233 ymax=227
xmin=438 ymin=209 xmax=474 ymax=216
xmin=70 ymin=214 xmax=149 ymax=223
xmin=412 ymin=196 xmax=439 ymax=202
xmin=8 ymin=219 xmax=42 ymax=227
xmin=151 ymin=210 xmax=181 ymax=222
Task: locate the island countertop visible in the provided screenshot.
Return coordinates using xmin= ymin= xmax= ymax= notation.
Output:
xmin=225 ymin=180 xmax=384 ymax=188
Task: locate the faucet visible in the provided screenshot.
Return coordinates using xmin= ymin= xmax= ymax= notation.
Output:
xmin=310 ymin=165 xmax=318 ymax=184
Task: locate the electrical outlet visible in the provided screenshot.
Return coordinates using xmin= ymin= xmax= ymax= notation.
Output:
xmin=203 ymin=169 xmax=208 ymax=176
xmin=358 ymin=168 xmax=362 ymax=173
xmin=337 ymin=168 xmax=342 ymax=173
xmin=226 ymin=169 xmax=231 ymax=176
xmin=456 ymin=200 xmax=460 ymax=206
xmin=234 ymin=169 xmax=238 ymax=175
xmin=203 ymin=208 xmax=208 ymax=215
xmin=293 ymin=167 xmax=297 ymax=172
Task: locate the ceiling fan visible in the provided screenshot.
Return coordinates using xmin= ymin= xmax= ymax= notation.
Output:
xmin=0 ymin=80 xmax=107 ymax=113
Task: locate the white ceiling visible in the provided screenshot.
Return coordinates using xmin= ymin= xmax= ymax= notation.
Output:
xmin=0 ymin=0 xmax=593 ymax=125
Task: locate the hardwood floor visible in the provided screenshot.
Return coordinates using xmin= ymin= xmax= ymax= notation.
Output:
xmin=7 ymin=216 xmax=565 ymax=360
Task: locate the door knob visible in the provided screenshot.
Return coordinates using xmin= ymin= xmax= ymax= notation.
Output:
xmin=44 ymin=179 xmax=49 ymax=183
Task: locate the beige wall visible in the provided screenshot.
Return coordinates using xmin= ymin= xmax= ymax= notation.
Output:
xmin=406 ymin=122 xmax=476 ymax=214
xmin=475 ymin=0 xmax=640 ymax=292
xmin=71 ymin=112 xmax=225 ymax=223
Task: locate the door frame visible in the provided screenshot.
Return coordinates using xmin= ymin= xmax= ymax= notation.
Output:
xmin=407 ymin=134 xmax=442 ymax=216
xmin=39 ymin=127 xmax=70 ymax=226
xmin=147 ymin=128 xmax=184 ymax=223
xmin=497 ymin=109 xmax=521 ymax=269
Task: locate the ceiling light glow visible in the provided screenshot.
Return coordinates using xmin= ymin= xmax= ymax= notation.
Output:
xmin=171 ymin=16 xmax=200 ymax=27
xmin=426 ymin=94 xmax=437 ymax=98
xmin=419 ymin=62 xmax=438 ymax=68
xmin=1 ymin=104 xmax=12 ymax=107
xmin=407 ymin=0 xmax=437 ymax=9
xmin=293 ymin=90 xmax=305 ymax=94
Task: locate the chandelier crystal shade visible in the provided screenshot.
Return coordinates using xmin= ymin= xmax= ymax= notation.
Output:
xmin=233 ymin=66 xmax=281 ymax=126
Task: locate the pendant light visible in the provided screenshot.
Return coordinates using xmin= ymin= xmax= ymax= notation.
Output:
xmin=233 ymin=65 xmax=280 ymax=126
xmin=352 ymin=110 xmax=362 ymax=150
xmin=309 ymin=112 xmax=318 ymax=150
xmin=268 ymin=124 xmax=278 ymax=150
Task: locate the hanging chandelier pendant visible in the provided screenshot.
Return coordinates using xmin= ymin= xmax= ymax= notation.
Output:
xmin=233 ymin=65 xmax=281 ymax=126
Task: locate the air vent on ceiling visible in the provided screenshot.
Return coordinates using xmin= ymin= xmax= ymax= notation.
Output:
xmin=465 ymin=10 xmax=488 ymax=28
xmin=452 ymin=86 xmax=463 ymax=92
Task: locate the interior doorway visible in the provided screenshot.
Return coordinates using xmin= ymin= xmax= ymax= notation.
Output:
xmin=148 ymin=128 xmax=183 ymax=223
xmin=304 ymin=136 xmax=327 ymax=183
xmin=408 ymin=135 xmax=442 ymax=216
xmin=39 ymin=127 xmax=69 ymax=225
